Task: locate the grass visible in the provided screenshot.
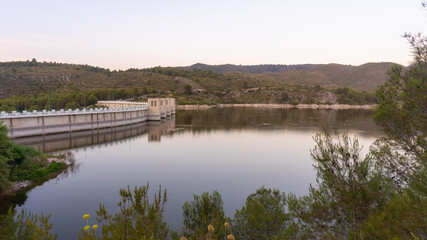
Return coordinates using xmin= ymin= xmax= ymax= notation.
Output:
xmin=13 ymin=159 xmax=67 ymax=184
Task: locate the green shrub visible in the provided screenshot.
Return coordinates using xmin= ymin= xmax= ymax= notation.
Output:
xmin=0 ymin=206 xmax=57 ymax=240
xmin=12 ymin=144 xmax=41 ymax=158
xmin=95 ymin=183 xmax=169 ymax=240
xmin=233 ymin=187 xmax=290 ymax=240
xmin=182 ymin=191 xmax=227 ymax=240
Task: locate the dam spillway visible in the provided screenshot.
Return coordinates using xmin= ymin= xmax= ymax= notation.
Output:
xmin=0 ymin=98 xmax=175 ymax=138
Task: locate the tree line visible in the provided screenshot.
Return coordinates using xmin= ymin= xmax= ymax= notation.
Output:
xmin=0 ymin=59 xmax=110 ymax=74
xmin=0 ymin=88 xmax=148 ymax=112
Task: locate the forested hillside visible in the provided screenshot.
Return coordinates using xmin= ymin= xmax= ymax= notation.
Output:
xmin=182 ymin=62 xmax=396 ymax=91
xmin=0 ymin=60 xmax=394 ymax=110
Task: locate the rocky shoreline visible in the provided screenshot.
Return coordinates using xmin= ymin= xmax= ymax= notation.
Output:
xmin=177 ymin=104 xmax=376 ymax=110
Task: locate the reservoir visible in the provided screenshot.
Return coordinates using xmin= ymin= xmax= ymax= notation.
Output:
xmin=4 ymin=108 xmax=381 ymax=239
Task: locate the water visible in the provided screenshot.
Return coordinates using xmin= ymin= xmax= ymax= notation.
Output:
xmin=5 ymin=108 xmax=381 ymax=239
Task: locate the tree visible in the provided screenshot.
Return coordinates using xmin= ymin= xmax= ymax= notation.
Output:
xmin=142 ymin=87 xmax=148 ymax=95
xmin=242 ymin=81 xmax=248 ymax=89
xmin=336 ymin=87 xmax=349 ymax=95
xmin=64 ymin=101 xmax=80 ymax=110
xmin=374 ymin=33 xmax=426 ymax=162
xmin=184 ymin=85 xmax=193 ymax=95
xmin=287 ymin=132 xmax=390 ymax=239
xmin=358 ymin=187 xmax=427 ymax=239
xmin=30 ymin=58 xmax=38 ymax=66
xmin=95 ymin=183 xmax=169 ymax=240
xmin=360 ymin=32 xmax=427 ymax=240
xmin=131 ymin=87 xmax=139 ymax=97
xmin=182 ymin=191 xmax=227 ymax=240
xmin=0 ymin=155 xmax=9 ymax=194
xmin=233 ymin=187 xmax=290 ymax=240
xmin=87 ymin=95 xmax=98 ymax=106
xmin=0 ymin=124 xmax=11 ymax=193
xmin=281 ymin=92 xmax=289 ymax=103
xmin=0 ymin=207 xmax=57 ymax=240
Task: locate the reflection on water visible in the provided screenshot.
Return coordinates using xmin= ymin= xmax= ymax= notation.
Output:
xmin=4 ymin=108 xmax=381 ymax=240
xmin=13 ymin=119 xmax=176 ymax=153
xmin=12 ymin=109 xmax=380 ymax=152
xmin=175 ymin=108 xmax=379 ymax=136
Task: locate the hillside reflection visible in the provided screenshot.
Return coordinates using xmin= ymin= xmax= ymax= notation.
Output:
xmin=175 ymin=108 xmax=380 ymax=136
xmin=12 ymin=108 xmax=381 ymax=153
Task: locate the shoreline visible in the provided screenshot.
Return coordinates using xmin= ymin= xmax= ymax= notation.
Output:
xmin=1 ymin=154 xmax=75 ymax=199
xmin=176 ymin=103 xmax=376 ymax=110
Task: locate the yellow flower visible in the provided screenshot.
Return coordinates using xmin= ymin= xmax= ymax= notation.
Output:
xmin=83 ymin=214 xmax=90 ymax=220
xmin=208 ymin=224 xmax=215 ymax=232
xmin=227 ymin=234 xmax=235 ymax=240
xmin=180 ymin=237 xmax=187 ymax=240
xmin=224 ymin=222 xmax=229 ymax=228
xmin=92 ymin=225 xmax=98 ymax=229
xmin=84 ymin=225 xmax=90 ymax=231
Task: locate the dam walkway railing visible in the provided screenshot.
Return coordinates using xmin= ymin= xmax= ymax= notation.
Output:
xmin=0 ymin=106 xmax=148 ymax=119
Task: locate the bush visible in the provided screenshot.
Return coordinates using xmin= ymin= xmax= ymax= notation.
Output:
xmin=95 ymin=183 xmax=169 ymax=240
xmin=12 ymin=144 xmax=41 ymax=158
xmin=233 ymin=187 xmax=290 ymax=240
xmin=0 ymin=207 xmax=57 ymax=240
xmin=184 ymin=85 xmax=193 ymax=95
xmin=182 ymin=191 xmax=227 ymax=240
xmin=281 ymin=92 xmax=289 ymax=103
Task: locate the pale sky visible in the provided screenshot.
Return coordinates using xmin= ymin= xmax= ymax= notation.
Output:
xmin=0 ymin=0 xmax=426 ymax=70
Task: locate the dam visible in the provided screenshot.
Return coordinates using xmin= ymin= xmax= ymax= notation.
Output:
xmin=0 ymin=98 xmax=175 ymax=138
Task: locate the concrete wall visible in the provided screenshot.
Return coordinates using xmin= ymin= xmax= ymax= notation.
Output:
xmin=170 ymin=98 xmax=176 ymax=115
xmin=147 ymin=98 xmax=161 ymax=121
xmin=0 ymin=107 xmax=148 ymax=138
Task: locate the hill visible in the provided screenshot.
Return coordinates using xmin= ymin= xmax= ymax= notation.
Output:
xmin=260 ymin=62 xmax=396 ymax=91
xmin=0 ymin=60 xmax=398 ymax=110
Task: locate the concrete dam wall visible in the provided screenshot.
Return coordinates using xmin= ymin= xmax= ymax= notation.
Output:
xmin=0 ymin=98 xmax=175 ymax=138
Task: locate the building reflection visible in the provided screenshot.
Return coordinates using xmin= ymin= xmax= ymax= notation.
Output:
xmin=147 ymin=119 xmax=175 ymax=142
xmin=12 ymin=117 xmax=176 ymax=153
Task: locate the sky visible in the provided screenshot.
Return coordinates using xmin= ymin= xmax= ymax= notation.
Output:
xmin=0 ymin=0 xmax=426 ymax=70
